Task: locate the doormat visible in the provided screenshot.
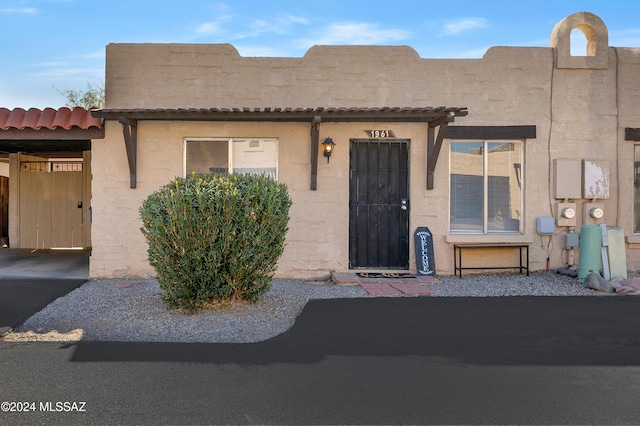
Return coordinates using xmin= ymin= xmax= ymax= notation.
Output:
xmin=356 ymin=272 xmax=416 ymax=279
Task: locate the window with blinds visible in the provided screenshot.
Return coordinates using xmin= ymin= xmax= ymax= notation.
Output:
xmin=450 ymin=141 xmax=522 ymax=234
xmin=634 ymin=145 xmax=640 ymax=233
xmin=184 ymin=138 xmax=278 ymax=179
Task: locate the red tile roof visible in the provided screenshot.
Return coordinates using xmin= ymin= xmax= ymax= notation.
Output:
xmin=0 ymin=107 xmax=102 ymax=131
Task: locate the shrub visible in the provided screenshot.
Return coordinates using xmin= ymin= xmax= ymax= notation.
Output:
xmin=140 ymin=173 xmax=292 ymax=311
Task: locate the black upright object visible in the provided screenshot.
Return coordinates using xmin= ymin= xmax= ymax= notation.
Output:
xmin=414 ymin=227 xmax=436 ymax=276
xmin=349 ymin=140 xmax=410 ymax=269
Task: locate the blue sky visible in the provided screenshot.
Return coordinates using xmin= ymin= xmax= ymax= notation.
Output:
xmin=1 ymin=0 xmax=638 ymax=109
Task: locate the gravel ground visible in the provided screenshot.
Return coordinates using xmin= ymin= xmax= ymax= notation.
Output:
xmin=4 ymin=271 xmax=613 ymax=343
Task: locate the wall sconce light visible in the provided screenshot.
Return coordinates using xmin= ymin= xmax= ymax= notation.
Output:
xmin=322 ymin=137 xmax=336 ymax=163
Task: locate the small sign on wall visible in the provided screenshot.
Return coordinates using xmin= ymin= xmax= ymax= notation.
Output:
xmin=414 ymin=227 xmax=436 ymax=276
xmin=364 ymin=130 xmax=396 ymax=138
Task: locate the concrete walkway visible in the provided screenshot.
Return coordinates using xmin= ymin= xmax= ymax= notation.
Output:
xmin=0 ymin=247 xmax=89 ymax=279
xmin=331 ymin=271 xmax=440 ymax=295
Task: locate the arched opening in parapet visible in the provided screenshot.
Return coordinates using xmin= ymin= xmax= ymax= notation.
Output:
xmin=570 ymin=24 xmax=597 ymax=57
xmin=570 ymin=28 xmax=587 ymax=56
xmin=551 ymin=12 xmax=608 ymax=69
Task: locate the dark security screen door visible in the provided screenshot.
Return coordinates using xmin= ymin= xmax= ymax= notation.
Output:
xmin=349 ymin=139 xmax=409 ymax=269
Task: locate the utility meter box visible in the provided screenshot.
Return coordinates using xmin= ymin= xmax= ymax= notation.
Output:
xmin=583 ymin=202 xmax=605 ymax=225
xmin=583 ymin=160 xmax=610 ymax=199
xmin=537 ymin=216 xmax=556 ymax=235
xmin=565 ymin=232 xmax=579 ymax=249
xmin=553 ymin=159 xmax=582 ymax=199
xmin=556 ymin=202 xmax=577 ymax=227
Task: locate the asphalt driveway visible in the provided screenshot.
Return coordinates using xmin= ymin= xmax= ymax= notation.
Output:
xmin=0 ymin=248 xmax=88 ymax=334
xmin=0 ymin=278 xmax=87 ymax=334
xmin=2 ymin=296 xmax=640 ymax=425
xmin=2 ymin=244 xmax=640 ymax=424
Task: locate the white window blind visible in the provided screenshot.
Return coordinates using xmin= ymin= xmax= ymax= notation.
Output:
xmin=185 ymin=138 xmax=278 ymax=179
xmin=450 ymin=141 xmax=522 ymax=234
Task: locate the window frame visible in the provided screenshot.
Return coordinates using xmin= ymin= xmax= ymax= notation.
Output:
xmin=634 ymin=144 xmax=640 ymax=233
xmin=183 ymin=137 xmax=279 ymax=179
xmin=449 ymin=139 xmax=524 ymax=235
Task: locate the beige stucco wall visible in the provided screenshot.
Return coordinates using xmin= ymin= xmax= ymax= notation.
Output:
xmin=91 ymin=119 xmax=434 ymax=278
xmin=91 ymin=12 xmax=640 ymax=278
xmin=615 ymin=47 xmax=640 ymax=265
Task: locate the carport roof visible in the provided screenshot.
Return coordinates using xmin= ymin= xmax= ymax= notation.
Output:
xmin=1 ymin=107 xmax=102 ymax=131
xmin=0 ymin=107 xmax=104 ymax=148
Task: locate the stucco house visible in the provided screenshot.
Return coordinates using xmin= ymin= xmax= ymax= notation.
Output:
xmin=87 ymin=11 xmax=640 ymax=279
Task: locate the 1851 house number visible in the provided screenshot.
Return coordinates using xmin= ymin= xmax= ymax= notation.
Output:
xmin=366 ymin=129 xmax=395 ymax=138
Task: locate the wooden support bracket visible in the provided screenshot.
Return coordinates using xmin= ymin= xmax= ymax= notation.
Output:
xmin=310 ymin=116 xmax=321 ymax=190
xmin=119 ymin=116 xmax=137 ymax=189
xmin=426 ymin=119 xmax=449 ymax=190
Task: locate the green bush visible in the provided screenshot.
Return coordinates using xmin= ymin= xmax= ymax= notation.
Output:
xmin=139 ymin=173 xmax=292 ymax=311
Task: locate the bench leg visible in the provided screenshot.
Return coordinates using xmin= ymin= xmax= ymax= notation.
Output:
xmin=519 ymin=246 xmax=523 ymax=274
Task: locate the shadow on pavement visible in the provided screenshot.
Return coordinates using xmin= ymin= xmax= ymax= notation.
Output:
xmin=0 ymin=248 xmax=89 ymax=333
xmin=70 ymin=296 xmax=640 ymax=366
xmin=0 ymin=278 xmax=86 ymax=331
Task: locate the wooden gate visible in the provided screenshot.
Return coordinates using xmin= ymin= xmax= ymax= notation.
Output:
xmin=19 ymin=161 xmax=84 ymax=249
xmin=349 ymin=139 xmax=410 ymax=269
xmin=0 ymin=176 xmax=8 ymax=245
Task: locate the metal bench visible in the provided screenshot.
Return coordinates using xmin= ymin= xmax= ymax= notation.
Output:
xmin=453 ymin=243 xmax=530 ymax=277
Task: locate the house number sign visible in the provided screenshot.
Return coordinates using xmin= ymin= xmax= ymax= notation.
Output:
xmin=365 ymin=130 xmax=395 ymax=138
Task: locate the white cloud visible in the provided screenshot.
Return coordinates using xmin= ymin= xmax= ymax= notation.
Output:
xmin=241 ymin=14 xmax=309 ymax=38
xmin=440 ymin=18 xmax=489 ymax=36
xmin=0 ymin=7 xmax=37 ymax=13
xmin=211 ymin=2 xmax=231 ymax=14
xmin=194 ymin=12 xmax=309 ymax=42
xmin=194 ymin=8 xmax=235 ymax=37
xmin=247 ymin=19 xmax=274 ymax=35
xmin=33 ymin=60 xmax=70 ymax=68
xmin=279 ymin=14 xmax=309 ymax=26
xmin=296 ymin=22 xmax=410 ymax=46
xmin=29 ymin=61 xmax=102 ymax=80
xmin=196 ymin=21 xmax=224 ymax=36
xmin=81 ymin=50 xmax=105 ymax=60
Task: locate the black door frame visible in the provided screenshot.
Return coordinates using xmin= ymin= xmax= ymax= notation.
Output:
xmin=349 ymin=139 xmax=410 ymax=269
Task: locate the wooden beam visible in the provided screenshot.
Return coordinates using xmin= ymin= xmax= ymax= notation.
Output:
xmin=95 ymin=108 xmax=471 ymax=191
xmin=625 ymin=128 xmax=640 ymax=141
xmin=444 ymin=125 xmax=536 ymax=140
xmin=94 ymin=107 xmax=468 ymax=123
xmin=0 ymin=139 xmax=91 ymax=153
xmin=426 ymin=125 xmax=435 ymax=190
xmin=119 ymin=117 xmax=137 ymax=188
xmin=0 ymin=127 xmax=104 ymax=141
xmin=310 ymin=116 xmax=321 ymax=190
xmin=426 ymin=120 xmax=449 ymax=190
